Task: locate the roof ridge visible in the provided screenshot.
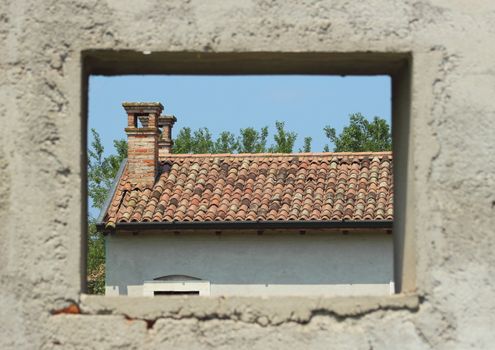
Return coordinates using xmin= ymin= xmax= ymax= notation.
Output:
xmin=162 ymin=151 xmax=393 ymax=158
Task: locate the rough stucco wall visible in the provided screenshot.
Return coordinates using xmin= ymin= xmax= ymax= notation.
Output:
xmin=0 ymin=0 xmax=494 ymax=349
xmin=105 ymin=231 xmax=393 ymax=296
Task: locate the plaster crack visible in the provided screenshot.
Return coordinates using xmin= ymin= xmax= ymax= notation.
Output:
xmin=74 ymin=295 xmax=421 ymax=329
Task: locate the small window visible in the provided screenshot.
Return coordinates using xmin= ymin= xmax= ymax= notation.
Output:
xmin=154 ymin=291 xmax=199 ymax=296
xmin=143 ymin=277 xmax=210 ymax=297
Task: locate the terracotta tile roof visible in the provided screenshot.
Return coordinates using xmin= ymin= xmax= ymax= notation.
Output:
xmin=102 ymin=152 xmax=393 ymax=228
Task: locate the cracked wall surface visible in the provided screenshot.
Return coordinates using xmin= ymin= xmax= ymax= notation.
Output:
xmin=1 ymin=0 xmax=494 ymax=349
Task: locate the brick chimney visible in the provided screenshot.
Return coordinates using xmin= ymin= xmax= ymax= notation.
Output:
xmin=123 ymin=102 xmax=163 ymax=187
xmin=158 ymin=115 xmax=177 ymax=159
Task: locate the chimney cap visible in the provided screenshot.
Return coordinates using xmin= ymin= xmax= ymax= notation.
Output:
xmin=158 ymin=115 xmax=177 ymax=126
xmin=122 ymin=102 xmax=163 ymax=114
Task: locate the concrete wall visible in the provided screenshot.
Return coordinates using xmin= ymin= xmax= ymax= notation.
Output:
xmin=1 ymin=1 xmax=495 ymax=349
xmin=105 ymin=231 xmax=393 ymax=297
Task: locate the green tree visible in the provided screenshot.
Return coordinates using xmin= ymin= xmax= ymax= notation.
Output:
xmin=237 ymin=126 xmax=269 ymax=153
xmin=87 ymin=128 xmax=127 ymax=294
xmin=174 ymin=127 xmax=216 ymax=154
xmin=300 ymin=136 xmax=312 ymax=153
xmin=323 ymin=113 xmax=391 ymax=152
xmin=213 ymin=131 xmax=238 ymax=153
xmin=191 ymin=128 xmax=214 ymax=153
xmin=173 ymin=123 xmax=311 ymax=154
xmin=87 ymin=218 xmax=105 ymax=294
xmin=88 ymin=129 xmax=127 ymax=209
xmin=269 ymin=121 xmax=297 ymax=153
xmin=173 ymin=127 xmax=193 ymax=153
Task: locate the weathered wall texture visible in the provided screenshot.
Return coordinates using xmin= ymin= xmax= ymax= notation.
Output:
xmin=106 ymin=231 xmax=393 ymax=296
xmin=0 ymin=0 xmax=494 ymax=349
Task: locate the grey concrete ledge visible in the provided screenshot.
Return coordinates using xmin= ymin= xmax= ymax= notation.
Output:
xmin=79 ymin=294 xmax=420 ymax=327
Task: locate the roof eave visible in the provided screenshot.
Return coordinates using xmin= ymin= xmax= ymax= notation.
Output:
xmin=97 ymin=220 xmax=393 ymax=233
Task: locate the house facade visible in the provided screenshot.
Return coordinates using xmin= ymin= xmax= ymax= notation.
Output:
xmin=97 ymin=102 xmax=394 ymax=297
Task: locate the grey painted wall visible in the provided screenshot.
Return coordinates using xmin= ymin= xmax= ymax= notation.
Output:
xmin=106 ymin=231 xmax=393 ymax=296
xmin=1 ymin=1 xmax=495 ymax=349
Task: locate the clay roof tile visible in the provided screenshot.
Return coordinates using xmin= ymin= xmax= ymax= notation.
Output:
xmin=102 ymin=152 xmax=393 ymax=226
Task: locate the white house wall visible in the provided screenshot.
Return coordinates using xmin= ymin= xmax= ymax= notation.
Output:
xmin=105 ymin=231 xmax=393 ymax=297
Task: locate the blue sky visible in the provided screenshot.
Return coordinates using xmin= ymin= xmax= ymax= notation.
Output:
xmin=88 ymin=75 xmax=391 ymax=156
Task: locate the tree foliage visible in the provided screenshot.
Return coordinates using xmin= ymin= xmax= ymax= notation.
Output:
xmin=191 ymin=128 xmax=214 ymax=153
xmin=87 ymin=128 xmax=127 ymax=294
xmin=300 ymin=136 xmax=312 ymax=153
xmin=269 ymin=121 xmax=297 ymax=153
xmin=214 ymin=131 xmax=238 ymax=153
xmin=237 ymin=126 xmax=269 ymax=153
xmin=173 ymin=122 xmax=303 ymax=154
xmin=88 ymin=129 xmax=127 ymax=209
xmin=87 ymin=217 xmax=105 ymax=294
xmin=173 ymin=115 xmax=391 ymax=155
xmin=323 ymin=113 xmax=392 ymax=152
xmin=173 ymin=127 xmax=193 ymax=154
